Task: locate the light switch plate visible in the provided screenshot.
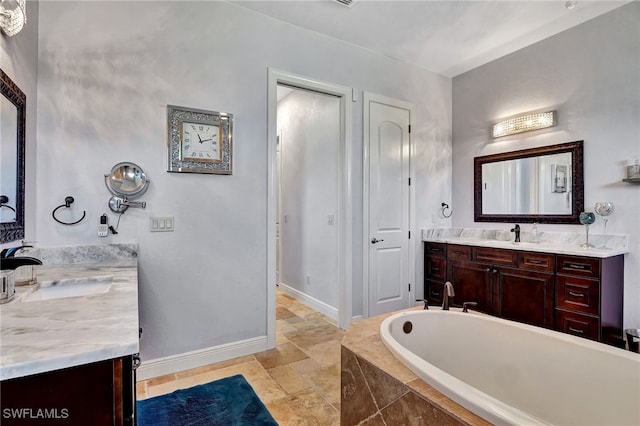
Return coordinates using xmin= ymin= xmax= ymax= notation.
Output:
xmin=151 ymin=217 xmax=174 ymax=232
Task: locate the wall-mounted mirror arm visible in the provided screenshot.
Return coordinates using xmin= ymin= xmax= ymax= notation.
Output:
xmin=104 ymin=162 xmax=150 ymax=214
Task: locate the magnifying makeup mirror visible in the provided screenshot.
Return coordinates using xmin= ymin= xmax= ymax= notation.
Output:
xmin=104 ymin=162 xmax=150 ymax=213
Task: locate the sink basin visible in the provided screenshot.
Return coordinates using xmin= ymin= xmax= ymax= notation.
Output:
xmin=21 ymin=276 xmax=113 ymax=302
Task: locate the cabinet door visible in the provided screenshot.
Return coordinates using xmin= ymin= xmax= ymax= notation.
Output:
xmin=447 ymin=260 xmax=491 ymax=312
xmin=495 ymin=268 xmax=554 ymax=329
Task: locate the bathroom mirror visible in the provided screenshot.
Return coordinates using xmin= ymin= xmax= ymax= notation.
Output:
xmin=0 ymin=69 xmax=26 ymax=243
xmin=104 ymin=162 xmax=150 ymax=213
xmin=474 ymin=141 xmax=584 ymax=224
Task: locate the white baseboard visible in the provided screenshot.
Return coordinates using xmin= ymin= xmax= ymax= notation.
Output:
xmin=136 ymin=336 xmax=268 ymax=381
xmin=278 ymin=282 xmax=338 ymax=321
xmin=351 ymin=315 xmax=363 ymax=322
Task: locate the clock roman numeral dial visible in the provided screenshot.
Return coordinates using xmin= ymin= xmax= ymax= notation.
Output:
xmin=181 ymin=121 xmax=222 ymax=163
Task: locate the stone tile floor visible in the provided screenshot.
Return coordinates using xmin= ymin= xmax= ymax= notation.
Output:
xmin=136 ymin=289 xmax=343 ymax=425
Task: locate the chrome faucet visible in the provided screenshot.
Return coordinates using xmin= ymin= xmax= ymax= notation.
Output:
xmin=442 ymin=281 xmax=455 ymax=310
xmin=510 ymin=224 xmax=521 ymax=242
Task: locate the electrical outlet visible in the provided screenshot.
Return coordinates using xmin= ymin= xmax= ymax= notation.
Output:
xmin=328 ymin=214 xmax=334 ymax=225
xmin=306 ymin=275 xmax=311 ymax=286
xmin=98 ymin=214 xmax=109 ymax=237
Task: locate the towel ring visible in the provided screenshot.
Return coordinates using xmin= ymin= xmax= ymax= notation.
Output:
xmin=441 ymin=202 xmax=453 ymax=218
xmin=52 ymin=196 xmax=86 ymax=225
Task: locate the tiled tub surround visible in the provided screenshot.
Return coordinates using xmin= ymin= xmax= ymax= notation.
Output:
xmin=0 ymin=244 xmax=139 ymax=380
xmin=422 ymin=228 xmax=628 ymax=257
xmin=341 ymin=309 xmax=490 ymax=426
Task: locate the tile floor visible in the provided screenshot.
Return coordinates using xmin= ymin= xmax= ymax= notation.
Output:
xmin=136 ymin=289 xmax=343 ymax=425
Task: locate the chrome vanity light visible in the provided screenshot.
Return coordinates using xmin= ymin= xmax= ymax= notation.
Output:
xmin=104 ymin=162 xmax=150 ymax=214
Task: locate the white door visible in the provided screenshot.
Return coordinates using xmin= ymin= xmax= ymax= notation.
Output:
xmin=366 ymin=95 xmax=412 ymax=317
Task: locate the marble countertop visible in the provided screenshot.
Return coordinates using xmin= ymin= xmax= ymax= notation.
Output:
xmin=0 ymin=259 xmax=139 ymax=381
xmin=422 ymin=228 xmax=628 ymax=258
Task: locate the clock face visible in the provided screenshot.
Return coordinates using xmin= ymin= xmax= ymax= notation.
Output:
xmin=180 ymin=121 xmax=221 ymax=162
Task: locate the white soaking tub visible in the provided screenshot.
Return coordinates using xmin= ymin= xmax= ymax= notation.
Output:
xmin=380 ymin=309 xmax=640 ymax=426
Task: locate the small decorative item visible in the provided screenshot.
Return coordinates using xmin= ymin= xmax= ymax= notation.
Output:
xmin=594 ymin=202 xmax=614 ymax=249
xmin=579 ymin=211 xmax=595 ymax=248
xmin=167 ymin=105 xmax=233 ymax=174
xmin=626 ymin=156 xmax=640 ymax=179
xmin=551 ymin=164 xmax=567 ymax=193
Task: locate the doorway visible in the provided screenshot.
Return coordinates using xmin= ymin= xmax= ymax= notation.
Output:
xmin=267 ymin=69 xmax=353 ymax=348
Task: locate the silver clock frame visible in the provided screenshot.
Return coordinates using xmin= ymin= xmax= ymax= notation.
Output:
xmin=167 ymin=105 xmax=233 ymax=174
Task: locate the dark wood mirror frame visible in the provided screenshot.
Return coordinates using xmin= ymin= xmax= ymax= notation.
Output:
xmin=474 ymin=140 xmax=584 ymax=224
xmin=1 ymin=69 xmax=26 ymax=243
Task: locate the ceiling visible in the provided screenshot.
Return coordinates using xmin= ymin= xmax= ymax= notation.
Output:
xmin=231 ymin=0 xmax=631 ymax=77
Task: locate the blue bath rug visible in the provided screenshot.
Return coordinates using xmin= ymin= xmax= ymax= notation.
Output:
xmin=137 ymin=374 xmax=278 ymax=426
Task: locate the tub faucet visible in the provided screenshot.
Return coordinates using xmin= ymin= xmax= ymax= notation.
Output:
xmin=510 ymin=224 xmax=521 ymax=242
xmin=442 ymin=281 xmax=455 ymax=310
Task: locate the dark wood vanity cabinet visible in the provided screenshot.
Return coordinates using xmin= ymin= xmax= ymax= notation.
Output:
xmin=424 ymin=242 xmax=624 ymax=345
xmin=424 ymin=242 xmax=447 ymax=305
xmin=447 ymin=247 xmax=554 ymax=329
xmin=555 ymin=254 xmax=624 ymax=346
xmin=1 ymin=356 xmax=136 ymax=425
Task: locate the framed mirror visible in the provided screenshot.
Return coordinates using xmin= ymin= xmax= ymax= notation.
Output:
xmin=0 ymin=69 xmax=26 ymax=243
xmin=474 ymin=141 xmax=584 ymax=224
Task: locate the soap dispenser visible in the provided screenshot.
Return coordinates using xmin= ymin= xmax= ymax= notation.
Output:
xmin=530 ymin=223 xmax=539 ymax=243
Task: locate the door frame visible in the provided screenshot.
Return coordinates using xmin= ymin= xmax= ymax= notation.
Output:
xmin=362 ymin=92 xmax=416 ymax=319
xmin=267 ymin=68 xmax=354 ymax=347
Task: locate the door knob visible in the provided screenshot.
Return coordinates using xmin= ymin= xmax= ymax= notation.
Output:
xmin=371 ymin=238 xmax=384 ymax=244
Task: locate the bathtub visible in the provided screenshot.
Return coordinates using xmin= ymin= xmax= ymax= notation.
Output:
xmin=380 ymin=309 xmax=640 ymax=426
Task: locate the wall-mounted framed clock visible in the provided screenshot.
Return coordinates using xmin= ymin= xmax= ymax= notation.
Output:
xmin=167 ymin=105 xmax=233 ymax=174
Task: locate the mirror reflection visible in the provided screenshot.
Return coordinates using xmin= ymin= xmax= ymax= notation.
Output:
xmin=0 ymin=69 xmax=25 ymax=243
xmin=474 ymin=141 xmax=584 ymax=224
xmin=482 ymin=152 xmax=572 ymax=215
xmin=1 ymin=94 xmax=18 ymax=222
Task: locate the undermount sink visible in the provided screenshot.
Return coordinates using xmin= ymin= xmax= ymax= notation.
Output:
xmin=21 ymin=276 xmax=113 ymax=302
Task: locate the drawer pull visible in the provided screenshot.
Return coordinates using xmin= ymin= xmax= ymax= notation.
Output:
xmin=431 ymin=267 xmax=440 ymax=273
xmin=568 ymin=291 xmax=585 ymax=298
xmin=430 ymin=248 xmax=440 ymax=253
xmin=454 ymin=251 xmax=465 ymax=255
xmin=528 ymin=259 xmax=543 ymax=264
xmin=567 ymin=263 xmax=586 ymax=270
xmin=568 ymin=327 xmax=584 ymax=334
xmin=432 ymin=290 xmax=440 ymax=297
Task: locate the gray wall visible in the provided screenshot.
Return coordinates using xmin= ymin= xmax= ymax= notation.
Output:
xmin=452 ymin=2 xmax=640 ymax=329
xmin=278 ymin=89 xmax=340 ymax=311
xmin=32 ymin=1 xmax=452 ymax=361
xmin=0 ymin=0 xmax=39 ymax=245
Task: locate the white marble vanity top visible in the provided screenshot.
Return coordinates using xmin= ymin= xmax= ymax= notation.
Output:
xmin=422 ymin=228 xmax=628 ymax=258
xmin=0 ymin=248 xmax=139 ymax=381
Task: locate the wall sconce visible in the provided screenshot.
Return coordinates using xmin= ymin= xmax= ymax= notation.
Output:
xmin=491 ymin=110 xmax=557 ymax=138
xmin=0 ymin=0 xmax=26 ymax=37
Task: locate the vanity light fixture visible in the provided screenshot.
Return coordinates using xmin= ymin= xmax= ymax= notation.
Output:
xmin=491 ymin=110 xmax=557 ymax=139
xmin=0 ymin=0 xmax=26 ymax=37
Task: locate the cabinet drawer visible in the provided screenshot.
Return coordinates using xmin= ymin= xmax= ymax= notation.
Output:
xmin=557 ymin=255 xmax=600 ymax=278
xmin=447 ymin=244 xmax=471 ymax=260
xmin=425 ymin=257 xmax=446 ymax=281
xmin=556 ymin=275 xmax=600 ymax=315
xmin=425 ymin=242 xmax=446 ymax=258
xmin=473 ymin=247 xmax=517 ymax=266
xmin=519 ymin=252 xmax=555 ymax=273
xmin=556 ymin=309 xmax=599 ymax=341
xmin=426 ymin=281 xmax=443 ymax=305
